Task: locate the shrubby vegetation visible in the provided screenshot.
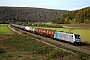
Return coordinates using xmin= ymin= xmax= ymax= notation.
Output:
xmin=52 ymin=7 xmax=90 ymax=24
xmin=0 ymin=34 xmax=81 ymax=60
xmin=14 ymin=22 xmax=63 ymax=28
xmin=27 ymin=23 xmax=63 ymax=28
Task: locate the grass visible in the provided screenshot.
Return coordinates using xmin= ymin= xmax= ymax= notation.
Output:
xmin=0 ymin=34 xmax=81 ymax=60
xmin=36 ymin=27 xmax=90 ymax=43
xmin=60 ymin=24 xmax=90 ymax=28
xmin=0 ymin=24 xmax=13 ymax=33
xmin=43 ymin=22 xmax=52 ymax=25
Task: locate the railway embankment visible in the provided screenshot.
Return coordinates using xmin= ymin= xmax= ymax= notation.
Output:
xmin=9 ymin=25 xmax=90 ymax=55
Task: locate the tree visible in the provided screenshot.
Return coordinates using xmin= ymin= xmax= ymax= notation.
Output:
xmin=64 ymin=17 xmax=71 ymax=24
xmin=84 ymin=19 xmax=90 ymax=24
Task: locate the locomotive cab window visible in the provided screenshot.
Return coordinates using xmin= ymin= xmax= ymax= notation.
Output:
xmin=72 ymin=35 xmax=73 ymax=37
xmin=75 ymin=34 xmax=80 ymax=39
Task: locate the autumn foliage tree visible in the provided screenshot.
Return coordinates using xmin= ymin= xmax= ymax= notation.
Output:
xmin=52 ymin=7 xmax=90 ymax=24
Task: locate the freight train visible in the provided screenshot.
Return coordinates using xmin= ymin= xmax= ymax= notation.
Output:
xmin=11 ymin=24 xmax=81 ymax=44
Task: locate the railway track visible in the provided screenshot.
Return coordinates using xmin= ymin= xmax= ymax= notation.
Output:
xmin=9 ymin=25 xmax=90 ymax=55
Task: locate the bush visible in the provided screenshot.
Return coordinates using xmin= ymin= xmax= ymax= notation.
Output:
xmin=84 ymin=19 xmax=90 ymax=24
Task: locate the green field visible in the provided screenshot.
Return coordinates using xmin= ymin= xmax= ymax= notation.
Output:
xmin=0 ymin=24 xmax=13 ymax=33
xmin=43 ymin=22 xmax=52 ymax=25
xmin=36 ymin=27 xmax=90 ymax=43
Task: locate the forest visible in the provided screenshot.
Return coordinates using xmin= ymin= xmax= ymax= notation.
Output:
xmin=0 ymin=6 xmax=67 ymax=24
xmin=52 ymin=7 xmax=90 ymax=24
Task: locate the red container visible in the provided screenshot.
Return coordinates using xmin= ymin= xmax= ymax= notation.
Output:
xmin=42 ymin=29 xmax=47 ymax=36
xmin=47 ymin=30 xmax=56 ymax=38
xmin=35 ymin=28 xmax=56 ymax=38
xmin=35 ymin=28 xmax=40 ymax=34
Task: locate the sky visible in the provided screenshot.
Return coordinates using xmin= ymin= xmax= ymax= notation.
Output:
xmin=0 ymin=0 xmax=90 ymax=11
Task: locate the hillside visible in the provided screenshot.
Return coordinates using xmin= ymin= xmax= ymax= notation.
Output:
xmin=0 ymin=7 xmax=67 ymax=23
xmin=52 ymin=7 xmax=90 ymax=24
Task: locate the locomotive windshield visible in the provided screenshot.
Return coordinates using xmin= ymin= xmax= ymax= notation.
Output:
xmin=75 ymin=34 xmax=80 ymax=39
